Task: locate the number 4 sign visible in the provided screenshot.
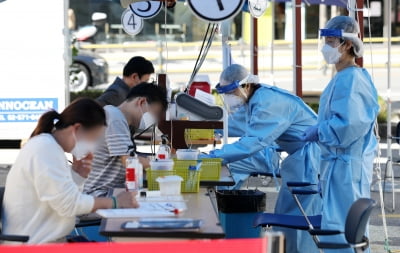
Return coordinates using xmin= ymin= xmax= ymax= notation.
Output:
xmin=188 ymin=0 xmax=244 ymax=22
xmin=121 ymin=8 xmax=144 ymax=36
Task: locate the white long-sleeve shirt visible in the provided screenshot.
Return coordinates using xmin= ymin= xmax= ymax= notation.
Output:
xmin=2 ymin=133 xmax=95 ymax=244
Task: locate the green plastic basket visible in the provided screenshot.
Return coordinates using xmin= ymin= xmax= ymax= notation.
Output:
xmin=175 ymin=168 xmax=201 ymax=193
xmin=173 ymin=158 xmax=222 ymax=181
xmin=185 ymin=129 xmax=215 ymax=140
xmin=146 ymin=169 xmax=176 ymax=191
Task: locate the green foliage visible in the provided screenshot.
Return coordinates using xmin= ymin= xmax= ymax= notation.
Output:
xmin=306 ymin=103 xmax=319 ymax=114
xmin=377 ymin=96 xmax=387 ymax=124
xmin=70 ymin=89 xmax=103 ymax=102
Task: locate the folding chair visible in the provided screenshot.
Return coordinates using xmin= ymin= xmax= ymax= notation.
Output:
xmin=253 ymin=182 xmax=375 ymax=253
xmin=0 ymin=187 xmax=29 ymax=242
xmin=309 ymin=198 xmax=376 ymax=253
xmin=253 ymin=181 xmax=322 ymax=232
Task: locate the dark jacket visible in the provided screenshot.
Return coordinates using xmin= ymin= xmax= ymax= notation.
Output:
xmin=96 ymin=77 xmax=130 ymax=106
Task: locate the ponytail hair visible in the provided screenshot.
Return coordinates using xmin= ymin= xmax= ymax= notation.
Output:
xmin=30 ymin=98 xmax=106 ymax=138
xmin=30 ymin=110 xmax=61 ymax=137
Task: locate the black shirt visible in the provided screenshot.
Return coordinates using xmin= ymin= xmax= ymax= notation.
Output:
xmin=96 ymin=77 xmax=130 ymax=106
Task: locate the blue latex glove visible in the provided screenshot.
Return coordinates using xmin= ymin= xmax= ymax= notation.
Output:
xmin=199 ymin=153 xmax=211 ymax=159
xmin=199 ymin=151 xmax=218 ymax=159
xmin=302 ymin=125 xmax=319 ymax=142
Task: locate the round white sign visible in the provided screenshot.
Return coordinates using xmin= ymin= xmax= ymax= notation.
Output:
xmin=248 ymin=0 xmax=269 ymax=18
xmin=187 ymin=0 xmax=245 ymax=22
xmin=129 ymin=1 xmax=162 ymax=19
xmin=121 ymin=8 xmax=144 ymax=36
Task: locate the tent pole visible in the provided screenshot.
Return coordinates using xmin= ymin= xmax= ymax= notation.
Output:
xmin=292 ymin=0 xmax=302 ymax=97
xmin=270 ymin=1 xmax=275 ymax=84
xmin=250 ymin=17 xmax=258 ymax=75
xmin=221 ymin=20 xmax=231 ymax=70
xmin=386 ymin=0 xmax=395 ymax=210
xmin=355 ymin=0 xmax=364 ymax=67
xmin=221 ymin=20 xmax=230 ymax=146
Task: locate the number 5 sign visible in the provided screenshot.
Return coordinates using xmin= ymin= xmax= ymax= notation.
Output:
xmin=121 ymin=8 xmax=143 ymax=36
xmin=129 ymin=1 xmax=162 ymax=19
xmin=188 ymin=0 xmax=244 ymax=22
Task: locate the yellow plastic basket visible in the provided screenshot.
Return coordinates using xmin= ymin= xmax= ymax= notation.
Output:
xmin=146 ymin=169 xmax=176 ymax=191
xmin=175 ymin=168 xmax=201 ymax=193
xmin=185 ymin=129 xmax=215 ymax=140
xmin=173 ymin=158 xmax=222 ymax=181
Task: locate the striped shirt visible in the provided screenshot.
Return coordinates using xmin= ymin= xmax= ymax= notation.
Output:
xmin=83 ymin=105 xmax=132 ymax=197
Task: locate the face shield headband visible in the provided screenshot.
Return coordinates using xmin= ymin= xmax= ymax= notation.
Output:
xmin=216 ymin=81 xmax=240 ymax=94
xmin=215 ymin=74 xmax=259 ymax=94
xmin=319 ymin=28 xmax=359 ymax=39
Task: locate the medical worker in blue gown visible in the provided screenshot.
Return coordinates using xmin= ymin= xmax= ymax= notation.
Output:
xmin=303 ymin=16 xmax=379 ymax=253
xmin=223 ymin=104 xmax=281 ymax=190
xmin=203 ymin=64 xmax=322 ymax=253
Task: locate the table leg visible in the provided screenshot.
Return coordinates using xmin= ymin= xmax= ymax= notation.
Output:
xmin=206 ymin=187 xmax=219 ymax=220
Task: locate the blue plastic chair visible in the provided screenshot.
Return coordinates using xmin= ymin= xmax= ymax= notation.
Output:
xmin=253 ymin=181 xmax=322 ymax=232
xmin=309 ymin=198 xmax=376 ymax=252
xmin=253 ymin=182 xmax=375 ymax=252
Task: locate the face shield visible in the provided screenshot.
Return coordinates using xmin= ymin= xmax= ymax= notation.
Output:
xmin=215 ymin=74 xmax=259 ymax=114
xmin=319 ymin=28 xmax=361 ymax=64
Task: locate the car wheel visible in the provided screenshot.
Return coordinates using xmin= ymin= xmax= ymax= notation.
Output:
xmin=69 ymin=63 xmax=91 ymax=92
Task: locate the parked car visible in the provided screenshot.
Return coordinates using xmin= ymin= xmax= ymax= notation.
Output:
xmin=69 ymin=51 xmax=108 ymax=92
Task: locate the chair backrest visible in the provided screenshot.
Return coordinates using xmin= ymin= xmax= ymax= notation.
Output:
xmin=0 ymin=187 xmax=4 ymax=218
xmin=396 ymin=122 xmax=400 ymax=144
xmin=344 ymin=198 xmax=376 ymax=244
xmin=0 ymin=187 xmax=4 ymax=231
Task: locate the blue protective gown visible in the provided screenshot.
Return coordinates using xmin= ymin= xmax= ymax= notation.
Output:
xmin=317 ymin=67 xmax=379 ymax=253
xmin=226 ymin=106 xmax=281 ymax=189
xmin=213 ymin=85 xmax=322 ymax=253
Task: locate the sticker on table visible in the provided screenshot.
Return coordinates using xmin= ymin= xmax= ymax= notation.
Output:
xmin=121 ymin=8 xmax=143 ymax=36
xmin=187 ymin=0 xmax=245 ymax=22
xmin=129 ymin=1 xmax=162 ymax=19
xmin=248 ymin=0 xmax=269 ymax=18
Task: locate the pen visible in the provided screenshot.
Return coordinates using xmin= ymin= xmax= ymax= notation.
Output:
xmin=158 ymin=203 xmax=180 ymax=215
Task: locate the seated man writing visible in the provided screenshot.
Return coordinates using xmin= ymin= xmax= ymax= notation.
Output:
xmin=84 ymin=83 xmax=168 ymax=197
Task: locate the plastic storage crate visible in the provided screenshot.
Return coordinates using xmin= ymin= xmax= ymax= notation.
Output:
xmin=185 ymin=129 xmax=215 ymax=140
xmin=173 ymin=158 xmax=222 ymax=180
xmin=146 ymin=169 xmax=176 ymax=191
xmin=175 ymin=168 xmax=201 ymax=193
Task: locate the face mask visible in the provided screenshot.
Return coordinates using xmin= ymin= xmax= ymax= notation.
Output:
xmin=138 ymin=103 xmax=156 ymax=131
xmin=321 ymin=43 xmax=343 ymax=64
xmin=224 ymin=94 xmax=245 ymax=114
xmin=71 ymin=131 xmax=95 ymax=160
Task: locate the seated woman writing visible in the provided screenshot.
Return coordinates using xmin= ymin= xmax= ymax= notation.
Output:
xmin=2 ymin=98 xmax=138 ymax=244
